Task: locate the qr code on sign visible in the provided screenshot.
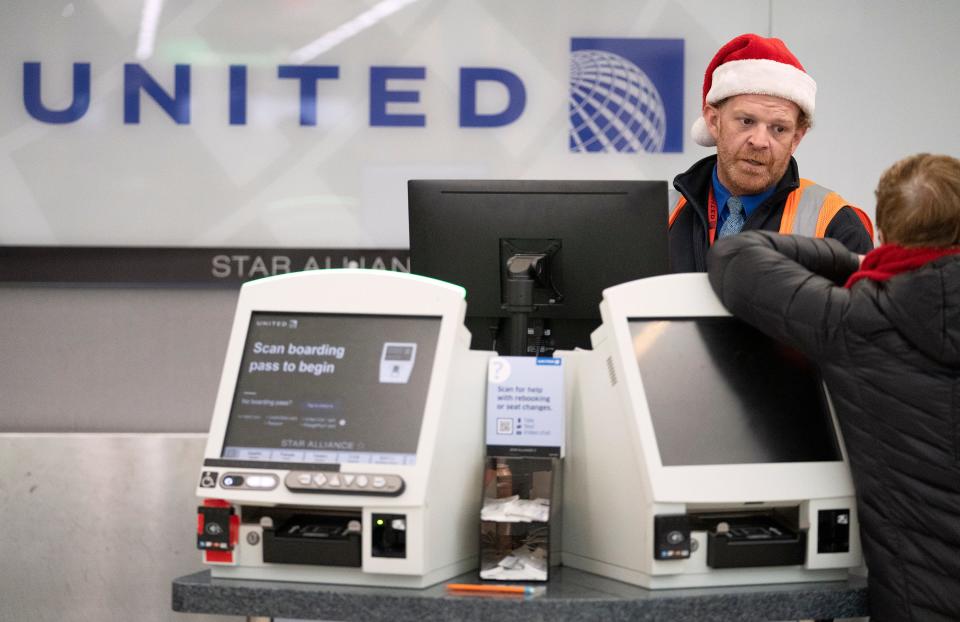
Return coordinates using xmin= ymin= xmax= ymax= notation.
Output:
xmin=496 ymin=418 xmax=514 ymax=435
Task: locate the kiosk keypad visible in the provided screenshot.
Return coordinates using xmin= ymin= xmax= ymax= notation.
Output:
xmin=285 ymin=471 xmax=404 ymax=495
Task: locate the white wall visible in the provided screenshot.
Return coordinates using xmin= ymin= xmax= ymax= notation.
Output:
xmin=3 ymin=0 xmax=959 ymax=252
xmin=773 ymin=0 xmax=960 ymax=215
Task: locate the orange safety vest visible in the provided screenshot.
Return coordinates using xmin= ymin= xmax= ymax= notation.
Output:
xmin=669 ymin=178 xmax=874 ymax=241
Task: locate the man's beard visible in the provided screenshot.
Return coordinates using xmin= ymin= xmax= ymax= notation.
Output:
xmin=719 ymin=148 xmax=784 ymax=195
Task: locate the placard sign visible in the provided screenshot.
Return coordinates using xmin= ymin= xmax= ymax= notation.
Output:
xmin=485 ymin=356 xmax=564 ymax=458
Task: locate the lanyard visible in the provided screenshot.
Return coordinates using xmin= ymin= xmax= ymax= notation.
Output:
xmin=707 ymin=187 xmax=718 ymax=246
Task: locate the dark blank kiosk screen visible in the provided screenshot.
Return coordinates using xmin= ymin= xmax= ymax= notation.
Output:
xmin=221 ymin=313 xmax=440 ymax=466
xmin=629 ymin=318 xmax=841 ymax=466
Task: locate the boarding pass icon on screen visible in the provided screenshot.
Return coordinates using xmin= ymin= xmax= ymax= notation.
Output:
xmin=379 ymin=342 xmax=417 ymax=384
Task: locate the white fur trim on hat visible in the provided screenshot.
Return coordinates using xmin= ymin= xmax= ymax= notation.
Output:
xmin=707 ymin=58 xmax=816 ymax=116
xmin=691 ymin=116 xmax=715 ymax=147
xmin=692 ymin=58 xmax=817 ymax=148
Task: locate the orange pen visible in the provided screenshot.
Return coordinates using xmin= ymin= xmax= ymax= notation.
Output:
xmin=446 ymin=583 xmax=543 ymax=596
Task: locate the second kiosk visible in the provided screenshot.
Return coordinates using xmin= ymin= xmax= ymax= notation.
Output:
xmin=560 ymin=273 xmax=863 ymax=588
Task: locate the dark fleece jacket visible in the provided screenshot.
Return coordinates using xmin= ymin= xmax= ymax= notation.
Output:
xmin=707 ymin=231 xmax=960 ymax=622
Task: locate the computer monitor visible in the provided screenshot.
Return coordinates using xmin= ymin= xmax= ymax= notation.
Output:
xmin=407 ymin=179 xmax=669 ymax=355
xmin=630 ymin=317 xmax=842 ymax=466
xmin=220 ymin=311 xmax=441 ymax=467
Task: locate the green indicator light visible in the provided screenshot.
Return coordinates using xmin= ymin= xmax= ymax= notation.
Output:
xmin=376 ymin=519 xmax=384 ymax=526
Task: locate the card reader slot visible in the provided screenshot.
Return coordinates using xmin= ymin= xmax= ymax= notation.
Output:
xmin=687 ymin=508 xmax=806 ymax=569
xmin=262 ymin=511 xmax=362 ymax=567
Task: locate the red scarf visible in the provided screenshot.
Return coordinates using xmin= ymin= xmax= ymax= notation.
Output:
xmin=845 ymin=244 xmax=960 ymax=288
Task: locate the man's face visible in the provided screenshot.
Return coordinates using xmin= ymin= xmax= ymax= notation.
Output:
xmin=704 ymin=94 xmax=807 ymax=196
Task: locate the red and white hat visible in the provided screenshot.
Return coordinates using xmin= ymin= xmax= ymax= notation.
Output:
xmin=691 ymin=33 xmax=817 ymax=147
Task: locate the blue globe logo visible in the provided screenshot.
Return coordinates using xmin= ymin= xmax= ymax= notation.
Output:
xmin=569 ymin=49 xmax=668 ymax=153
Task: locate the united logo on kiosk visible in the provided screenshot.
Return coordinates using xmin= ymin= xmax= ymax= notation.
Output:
xmin=569 ymin=37 xmax=684 ymax=153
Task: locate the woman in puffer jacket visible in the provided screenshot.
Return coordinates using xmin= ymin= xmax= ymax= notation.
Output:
xmin=707 ymin=153 xmax=960 ymax=622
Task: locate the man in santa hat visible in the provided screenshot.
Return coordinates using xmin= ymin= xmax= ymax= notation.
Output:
xmin=669 ymin=33 xmax=874 ymax=272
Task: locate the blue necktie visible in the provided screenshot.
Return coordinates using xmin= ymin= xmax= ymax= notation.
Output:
xmin=718 ymin=196 xmax=745 ymax=238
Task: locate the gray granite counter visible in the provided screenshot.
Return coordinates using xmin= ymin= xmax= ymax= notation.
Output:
xmin=172 ymin=567 xmax=868 ymax=621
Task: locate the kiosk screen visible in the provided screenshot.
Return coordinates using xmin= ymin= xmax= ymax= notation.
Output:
xmin=629 ymin=318 xmax=842 ymax=466
xmin=220 ymin=312 xmax=441 ymax=466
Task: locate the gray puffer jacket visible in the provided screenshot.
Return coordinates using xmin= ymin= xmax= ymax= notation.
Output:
xmin=707 ymin=231 xmax=960 ymax=622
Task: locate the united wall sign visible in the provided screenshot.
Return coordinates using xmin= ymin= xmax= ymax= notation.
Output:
xmin=21 ymin=36 xmax=683 ymax=152
xmin=9 ymin=37 xmax=684 ymax=285
xmin=22 ymin=62 xmax=528 ymax=129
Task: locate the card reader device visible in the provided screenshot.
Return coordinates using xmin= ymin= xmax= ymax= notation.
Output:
xmin=196 ymin=270 xmax=491 ymax=587
xmin=558 ymin=274 xmax=862 ymax=588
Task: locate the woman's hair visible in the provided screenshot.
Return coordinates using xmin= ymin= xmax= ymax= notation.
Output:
xmin=876 ymin=153 xmax=960 ymax=247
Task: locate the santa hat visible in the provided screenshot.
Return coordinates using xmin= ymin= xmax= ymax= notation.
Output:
xmin=691 ymin=34 xmax=817 ymax=147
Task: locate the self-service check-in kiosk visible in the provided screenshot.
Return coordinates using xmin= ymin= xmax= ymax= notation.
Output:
xmin=196 ymin=270 xmax=491 ymax=587
xmin=559 ymin=273 xmax=862 ymax=588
